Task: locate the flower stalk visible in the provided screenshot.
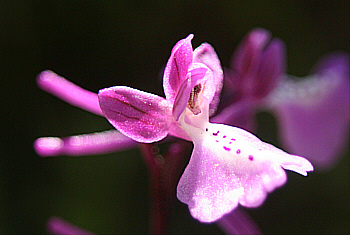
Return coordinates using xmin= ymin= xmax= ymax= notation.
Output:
xmin=140 ymin=141 xmax=192 ymax=234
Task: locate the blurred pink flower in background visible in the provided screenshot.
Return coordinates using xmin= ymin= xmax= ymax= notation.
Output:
xmin=266 ymin=52 xmax=350 ymax=170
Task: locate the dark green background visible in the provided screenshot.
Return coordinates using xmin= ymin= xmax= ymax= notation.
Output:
xmin=1 ymin=1 xmax=349 ymax=234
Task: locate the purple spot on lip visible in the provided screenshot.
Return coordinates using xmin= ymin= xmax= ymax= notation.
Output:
xmin=215 ymin=140 xmax=219 ymax=142
xmin=248 ymin=155 xmax=254 ymax=161
xmin=229 ymin=142 xmax=232 ymax=144
xmin=205 ymin=128 xmax=208 ymax=132
xmin=223 ymin=146 xmax=231 ymax=151
xmin=231 ymin=138 xmax=236 ymax=141
xmin=213 ymin=131 xmax=219 ymax=136
xmin=223 ymin=135 xmax=226 ymax=138
xmin=236 ymin=149 xmax=241 ymax=154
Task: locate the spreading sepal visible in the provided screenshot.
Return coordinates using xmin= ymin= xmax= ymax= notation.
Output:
xmin=98 ymin=86 xmax=173 ymax=143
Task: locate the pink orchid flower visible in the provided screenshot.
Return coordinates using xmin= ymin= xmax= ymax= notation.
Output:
xmin=98 ymin=34 xmax=313 ymax=223
xmin=212 ymin=28 xmax=285 ymax=132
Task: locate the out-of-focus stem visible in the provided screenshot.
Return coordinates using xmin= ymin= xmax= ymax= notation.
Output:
xmin=140 ymin=143 xmax=168 ymax=235
xmin=140 ymin=141 xmax=192 ymax=235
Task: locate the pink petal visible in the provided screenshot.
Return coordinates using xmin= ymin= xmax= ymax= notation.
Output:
xmin=212 ymin=38 xmax=285 ymax=133
xmin=34 ymin=130 xmax=137 ymax=157
xmin=269 ymin=53 xmax=350 ymax=170
xmin=47 ymin=216 xmax=94 ymax=235
xmin=177 ymin=123 xmax=312 ymax=222
xmin=163 ymin=34 xmax=194 ymax=103
xmin=230 ymin=28 xmax=271 ymax=97
xmin=172 ymin=66 xmax=208 ymax=121
xmin=98 ymin=86 xmax=173 ymax=143
xmin=214 ymin=68 xmax=242 ymax=113
xmin=210 ymin=99 xmax=257 ymax=133
xmin=37 ymin=71 xmax=103 ymax=116
xmin=253 ymin=38 xmax=286 ymax=99
xmin=217 ymin=208 xmax=263 ymax=235
xmin=193 ymin=43 xmax=224 ymax=115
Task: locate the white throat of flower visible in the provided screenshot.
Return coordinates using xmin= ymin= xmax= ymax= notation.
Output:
xmin=178 ymin=84 xmax=210 ymax=141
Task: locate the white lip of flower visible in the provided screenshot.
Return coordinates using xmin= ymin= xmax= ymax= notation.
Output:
xmin=175 ymin=82 xmax=313 ymax=222
xmin=178 ymin=82 xmax=209 ymax=134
